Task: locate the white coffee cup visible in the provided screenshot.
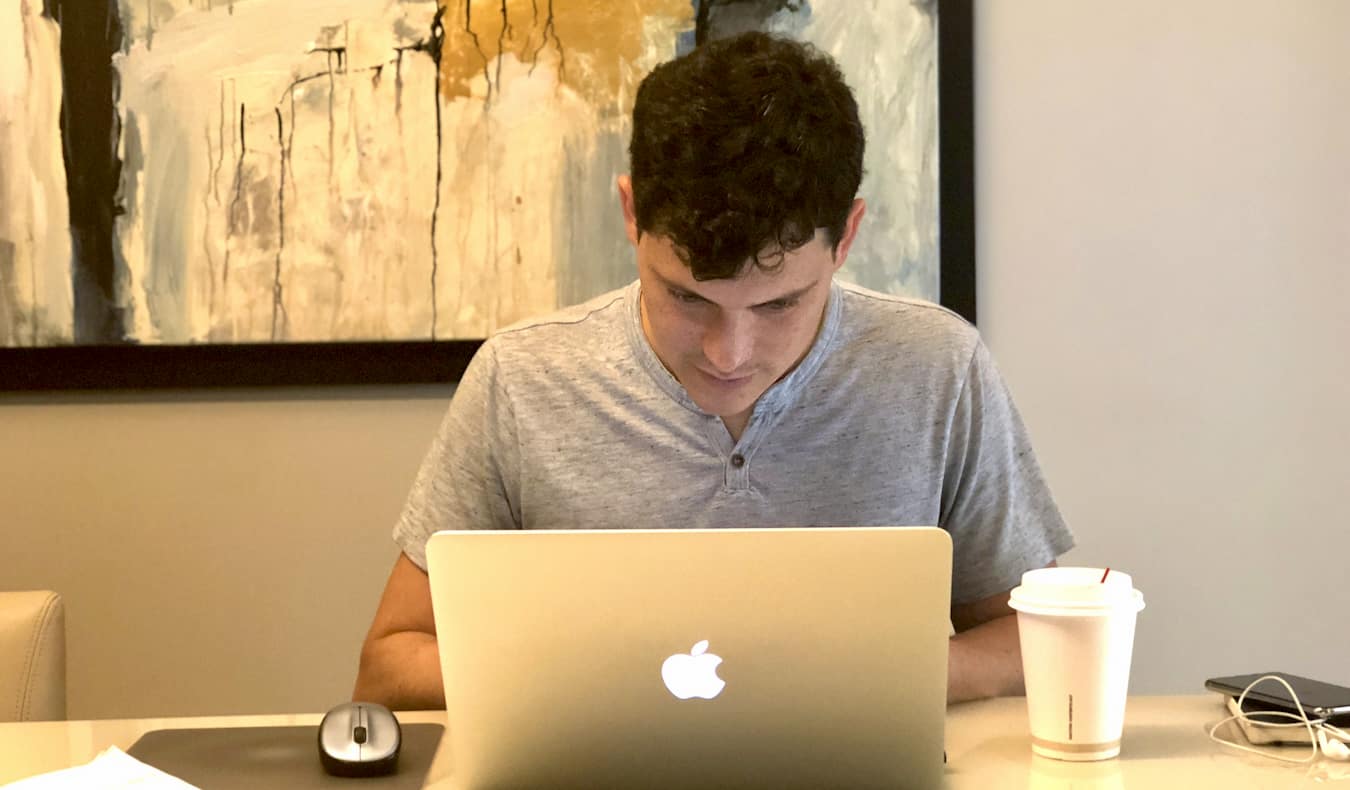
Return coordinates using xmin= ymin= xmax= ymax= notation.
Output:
xmin=1009 ymin=567 xmax=1145 ymax=761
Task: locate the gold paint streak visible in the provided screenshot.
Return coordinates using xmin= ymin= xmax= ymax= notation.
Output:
xmin=435 ymin=1 xmax=483 ymax=100
xmin=437 ymin=0 xmax=694 ymax=107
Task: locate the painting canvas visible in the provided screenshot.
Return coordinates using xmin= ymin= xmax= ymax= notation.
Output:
xmin=0 ymin=0 xmax=967 ymax=389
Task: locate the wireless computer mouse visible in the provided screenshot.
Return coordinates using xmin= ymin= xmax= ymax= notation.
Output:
xmin=318 ymin=701 xmax=402 ymax=777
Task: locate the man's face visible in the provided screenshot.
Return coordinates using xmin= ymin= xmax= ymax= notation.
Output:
xmin=618 ymin=177 xmax=864 ymax=430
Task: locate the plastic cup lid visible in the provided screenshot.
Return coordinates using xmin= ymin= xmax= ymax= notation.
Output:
xmin=1008 ymin=566 xmax=1144 ymax=615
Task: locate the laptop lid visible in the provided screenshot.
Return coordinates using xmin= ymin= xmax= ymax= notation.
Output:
xmin=426 ymin=527 xmax=952 ymax=790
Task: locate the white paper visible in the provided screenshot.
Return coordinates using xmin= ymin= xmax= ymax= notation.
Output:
xmin=3 ymin=746 xmax=200 ymax=789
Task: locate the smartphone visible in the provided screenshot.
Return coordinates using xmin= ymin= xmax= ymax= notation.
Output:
xmin=1205 ymin=672 xmax=1350 ymax=723
xmin=1224 ymin=697 xmax=1315 ymax=745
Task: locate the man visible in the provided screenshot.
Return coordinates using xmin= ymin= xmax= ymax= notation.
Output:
xmin=354 ymin=32 xmax=1073 ymax=710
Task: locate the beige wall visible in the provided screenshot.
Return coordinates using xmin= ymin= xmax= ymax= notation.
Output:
xmin=4 ymin=0 xmax=1348 ymax=720
xmin=1 ymin=388 xmax=451 ymax=718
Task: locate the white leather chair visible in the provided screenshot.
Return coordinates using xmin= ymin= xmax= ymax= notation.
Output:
xmin=0 ymin=590 xmax=67 ymax=721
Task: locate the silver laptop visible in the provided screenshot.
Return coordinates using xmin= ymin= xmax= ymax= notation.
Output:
xmin=425 ymin=527 xmax=952 ymax=790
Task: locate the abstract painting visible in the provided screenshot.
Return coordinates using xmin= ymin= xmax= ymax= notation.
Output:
xmin=0 ymin=0 xmax=970 ymax=389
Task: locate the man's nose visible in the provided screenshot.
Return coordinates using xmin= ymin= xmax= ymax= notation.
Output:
xmin=703 ymin=314 xmax=752 ymax=375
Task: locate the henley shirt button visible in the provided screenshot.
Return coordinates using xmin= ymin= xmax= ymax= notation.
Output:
xmin=730 ymin=453 xmax=746 ymax=468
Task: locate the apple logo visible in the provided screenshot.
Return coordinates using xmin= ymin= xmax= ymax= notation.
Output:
xmin=661 ymin=640 xmax=726 ymax=700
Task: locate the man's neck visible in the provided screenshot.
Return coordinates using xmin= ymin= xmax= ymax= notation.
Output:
xmin=723 ymin=410 xmax=752 ymax=443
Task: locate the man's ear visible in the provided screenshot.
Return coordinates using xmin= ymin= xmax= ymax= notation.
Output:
xmin=617 ymin=175 xmax=640 ymax=246
xmin=829 ymin=198 xmax=867 ymax=272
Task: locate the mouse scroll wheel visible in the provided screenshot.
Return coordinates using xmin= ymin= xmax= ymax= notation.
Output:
xmin=353 ymin=725 xmax=368 ymax=744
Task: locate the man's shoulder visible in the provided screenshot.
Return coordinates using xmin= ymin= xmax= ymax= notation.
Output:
xmin=835 ymin=280 xmax=980 ymax=359
xmin=484 ymin=285 xmax=631 ymax=360
xmin=495 ymin=285 xmax=630 ymax=337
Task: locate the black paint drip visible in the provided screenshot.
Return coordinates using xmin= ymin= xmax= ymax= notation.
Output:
xmin=427 ymin=7 xmax=446 ymax=340
xmin=272 ymin=107 xmax=288 ymax=341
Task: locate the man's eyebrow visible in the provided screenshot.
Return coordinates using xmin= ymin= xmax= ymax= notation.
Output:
xmin=651 ymin=268 xmax=817 ymax=306
xmin=651 ymin=269 xmax=707 ymax=299
xmin=752 ymin=282 xmax=816 ymax=307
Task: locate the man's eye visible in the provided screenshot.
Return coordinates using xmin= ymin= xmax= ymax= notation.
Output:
xmin=760 ymin=299 xmax=798 ymax=312
xmin=671 ymin=290 xmax=704 ymax=304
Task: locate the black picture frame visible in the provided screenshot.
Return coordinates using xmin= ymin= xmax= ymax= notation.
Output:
xmin=1 ymin=0 xmax=974 ymax=392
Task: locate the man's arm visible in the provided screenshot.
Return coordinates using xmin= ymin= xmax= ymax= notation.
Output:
xmin=353 ymin=552 xmax=445 ymax=710
xmin=946 ymin=560 xmax=1057 ymax=705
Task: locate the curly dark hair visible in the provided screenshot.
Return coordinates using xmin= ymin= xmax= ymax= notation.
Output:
xmin=629 ymin=31 xmax=865 ymax=280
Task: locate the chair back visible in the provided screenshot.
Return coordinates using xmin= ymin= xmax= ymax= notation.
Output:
xmin=0 ymin=590 xmax=67 ymax=721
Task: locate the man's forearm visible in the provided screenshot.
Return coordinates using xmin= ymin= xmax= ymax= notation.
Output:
xmin=353 ymin=631 xmax=446 ymax=711
xmin=947 ymin=613 xmax=1024 ymax=705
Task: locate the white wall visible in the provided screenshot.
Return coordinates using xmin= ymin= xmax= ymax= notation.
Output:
xmin=976 ymin=0 xmax=1350 ymax=693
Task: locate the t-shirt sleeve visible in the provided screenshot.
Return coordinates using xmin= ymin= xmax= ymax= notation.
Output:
xmin=940 ymin=338 xmax=1075 ymax=604
xmin=392 ymin=339 xmax=522 ymax=570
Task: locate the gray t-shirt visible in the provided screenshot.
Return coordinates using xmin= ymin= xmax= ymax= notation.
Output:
xmin=394 ymin=279 xmax=1073 ymax=604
